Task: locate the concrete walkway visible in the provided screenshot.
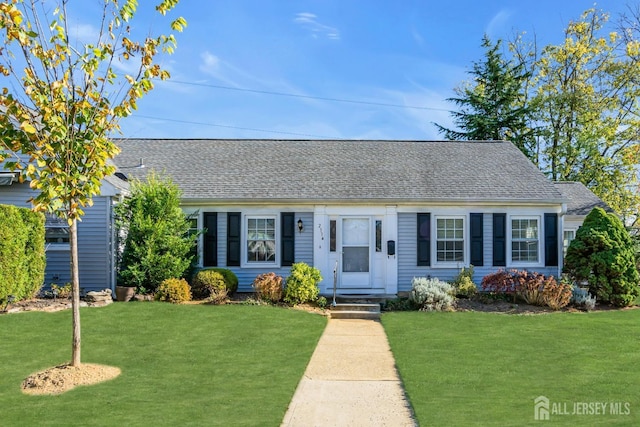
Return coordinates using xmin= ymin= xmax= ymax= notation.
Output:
xmin=281 ymin=319 xmax=416 ymax=427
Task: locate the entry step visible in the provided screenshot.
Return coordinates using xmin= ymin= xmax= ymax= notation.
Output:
xmin=330 ymin=303 xmax=381 ymax=320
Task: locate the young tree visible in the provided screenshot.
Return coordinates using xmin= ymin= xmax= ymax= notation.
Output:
xmin=116 ymin=173 xmax=197 ymax=293
xmin=0 ymin=0 xmax=186 ymax=366
xmin=435 ymin=36 xmax=536 ymax=160
xmin=564 ymin=207 xmax=640 ymax=307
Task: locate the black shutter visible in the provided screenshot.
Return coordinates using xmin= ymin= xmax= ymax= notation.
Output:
xmin=227 ymin=212 xmax=241 ymax=267
xmin=544 ymin=213 xmax=558 ymax=267
xmin=281 ymin=213 xmax=295 ymax=267
xmin=203 ymin=212 xmax=218 ymax=267
xmin=417 ymin=213 xmax=430 ymax=266
xmin=470 ymin=213 xmax=484 ymax=266
xmin=493 ymin=213 xmax=506 ymax=267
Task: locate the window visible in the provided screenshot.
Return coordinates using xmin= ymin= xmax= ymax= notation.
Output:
xmin=329 ymin=220 xmax=336 ymax=252
xmin=512 ymin=217 xmax=539 ymax=262
xmin=45 ymin=214 xmax=69 ymax=250
xmin=436 ymin=217 xmax=464 ymax=263
xmin=375 ymin=220 xmax=382 ymax=252
xmin=563 ymin=229 xmax=576 ymax=255
xmin=246 ymin=217 xmax=276 ymax=263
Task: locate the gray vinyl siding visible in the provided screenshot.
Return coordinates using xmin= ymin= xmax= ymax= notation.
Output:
xmin=398 ymin=212 xmax=560 ymax=292
xmin=215 ymin=211 xmax=313 ymax=292
xmin=0 ymin=182 xmax=34 ymax=207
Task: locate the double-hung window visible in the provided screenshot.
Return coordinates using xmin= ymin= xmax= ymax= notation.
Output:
xmin=563 ymin=229 xmax=576 ymax=255
xmin=511 ymin=217 xmax=539 ymax=263
xmin=435 ymin=216 xmax=465 ymax=264
xmin=45 ymin=214 xmax=69 ymax=250
xmin=246 ymin=216 xmax=276 ymax=264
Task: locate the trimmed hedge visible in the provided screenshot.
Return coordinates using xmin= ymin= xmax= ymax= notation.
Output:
xmin=194 ymin=268 xmax=238 ymax=294
xmin=0 ymin=204 xmax=45 ymax=302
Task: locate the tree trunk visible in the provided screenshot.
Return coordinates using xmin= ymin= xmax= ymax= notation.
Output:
xmin=70 ymin=218 xmax=81 ymax=366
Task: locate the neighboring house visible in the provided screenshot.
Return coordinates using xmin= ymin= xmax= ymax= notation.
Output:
xmin=553 ymin=181 xmax=613 ymax=254
xmin=112 ymin=139 xmax=602 ymax=295
xmin=0 ymin=154 xmax=128 ymax=293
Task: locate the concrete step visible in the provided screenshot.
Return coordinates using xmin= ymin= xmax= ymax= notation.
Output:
xmin=329 ymin=310 xmax=381 ymax=320
xmin=330 ymin=303 xmax=381 ymax=320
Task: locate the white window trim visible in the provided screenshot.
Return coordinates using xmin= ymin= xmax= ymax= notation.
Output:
xmin=563 ymin=228 xmax=577 ymax=256
xmin=508 ymin=215 xmax=542 ymax=267
xmin=433 ymin=215 xmax=467 ymax=268
xmin=241 ymin=214 xmax=279 ymax=268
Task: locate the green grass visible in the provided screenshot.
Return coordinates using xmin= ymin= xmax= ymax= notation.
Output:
xmin=383 ymin=310 xmax=640 ymax=426
xmin=0 ymin=303 xmax=326 ymax=426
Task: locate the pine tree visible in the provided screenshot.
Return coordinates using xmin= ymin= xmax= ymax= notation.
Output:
xmin=435 ymin=36 xmax=536 ymax=160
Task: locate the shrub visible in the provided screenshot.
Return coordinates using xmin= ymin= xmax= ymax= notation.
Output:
xmin=191 ymin=270 xmax=227 ymax=300
xmin=155 ymin=278 xmax=192 ymax=303
xmin=51 ymin=283 xmax=72 ymax=299
xmin=513 ymin=271 xmax=547 ymax=306
xmin=540 ymin=277 xmax=572 ymax=310
xmin=284 ymin=262 xmax=322 ymax=305
xmin=316 ymin=296 xmax=328 ymax=309
xmin=0 ymin=205 xmax=45 ymax=302
xmin=564 ymin=207 xmax=640 ymax=307
xmin=116 ymin=173 xmax=198 ymax=293
xmin=252 ymin=272 xmax=284 ymax=303
xmin=481 ymin=270 xmax=518 ymax=301
xmin=381 ymin=297 xmax=418 ymax=312
xmin=571 ymin=286 xmax=597 ymax=311
xmin=409 ymin=277 xmax=455 ymax=311
xmin=206 ymin=268 xmax=238 ymax=294
xmin=452 ymin=266 xmax=477 ymax=298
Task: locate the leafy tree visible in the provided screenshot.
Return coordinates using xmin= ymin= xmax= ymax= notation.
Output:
xmin=532 ymin=9 xmax=640 ymax=218
xmin=0 ymin=0 xmax=186 ymax=366
xmin=564 ymin=208 xmax=640 ymax=307
xmin=116 ymin=173 xmax=197 ymax=293
xmin=435 ymin=35 xmax=536 ymax=159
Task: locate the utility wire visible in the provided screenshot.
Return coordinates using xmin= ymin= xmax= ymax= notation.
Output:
xmin=163 ymin=79 xmax=451 ymax=112
xmin=134 ymin=114 xmax=343 ymax=139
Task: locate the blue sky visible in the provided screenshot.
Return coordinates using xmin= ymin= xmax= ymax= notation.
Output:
xmin=80 ymin=1 xmax=636 ymax=140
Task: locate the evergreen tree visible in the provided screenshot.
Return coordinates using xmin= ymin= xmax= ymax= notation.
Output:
xmin=564 ymin=207 xmax=640 ymax=307
xmin=435 ymin=36 xmax=536 ymax=159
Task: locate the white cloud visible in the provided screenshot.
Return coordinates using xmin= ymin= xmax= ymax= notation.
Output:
xmin=294 ymin=12 xmax=340 ymax=40
xmin=486 ymin=9 xmax=513 ymax=38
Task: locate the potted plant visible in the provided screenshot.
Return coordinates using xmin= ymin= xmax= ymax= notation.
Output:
xmin=115 ymin=284 xmax=136 ymax=302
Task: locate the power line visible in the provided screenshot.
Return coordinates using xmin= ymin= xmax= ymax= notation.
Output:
xmin=133 ymin=114 xmax=343 ymax=139
xmin=163 ymin=79 xmax=451 ymax=112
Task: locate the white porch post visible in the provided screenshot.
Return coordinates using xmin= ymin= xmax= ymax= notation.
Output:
xmin=385 ymin=205 xmax=398 ymax=294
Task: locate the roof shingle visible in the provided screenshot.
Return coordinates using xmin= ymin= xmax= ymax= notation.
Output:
xmin=113 ymin=139 xmax=564 ymax=203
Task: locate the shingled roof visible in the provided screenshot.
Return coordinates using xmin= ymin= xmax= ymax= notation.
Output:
xmin=553 ymin=181 xmax=612 ymax=216
xmin=113 ymin=139 xmax=564 ymax=204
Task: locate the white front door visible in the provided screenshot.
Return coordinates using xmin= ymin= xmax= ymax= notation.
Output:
xmin=340 ymin=217 xmax=371 ymax=288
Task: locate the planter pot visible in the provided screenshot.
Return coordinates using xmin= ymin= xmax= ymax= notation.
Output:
xmin=115 ymin=286 xmax=136 ymax=302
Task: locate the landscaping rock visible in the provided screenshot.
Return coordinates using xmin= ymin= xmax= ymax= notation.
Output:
xmin=85 ymin=289 xmax=113 ymax=303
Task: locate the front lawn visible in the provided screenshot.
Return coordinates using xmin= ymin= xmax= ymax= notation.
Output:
xmin=0 ymin=303 xmax=326 ymax=426
xmin=383 ymin=310 xmax=640 ymax=426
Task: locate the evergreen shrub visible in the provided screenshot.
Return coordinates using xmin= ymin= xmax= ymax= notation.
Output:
xmin=564 ymin=207 xmax=640 ymax=307
xmin=191 ymin=269 xmax=228 ymax=303
xmin=0 ymin=204 xmax=45 ymax=302
xmin=155 ymin=278 xmax=192 ymax=303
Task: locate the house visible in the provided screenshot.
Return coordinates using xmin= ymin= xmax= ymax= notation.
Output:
xmin=112 ymin=138 xmax=602 ymax=295
xmin=0 ymin=155 xmax=128 ymax=293
xmin=553 ymin=181 xmax=613 ymax=254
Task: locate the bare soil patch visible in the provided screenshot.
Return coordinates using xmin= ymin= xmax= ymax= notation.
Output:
xmin=22 ymin=363 xmax=121 ymax=395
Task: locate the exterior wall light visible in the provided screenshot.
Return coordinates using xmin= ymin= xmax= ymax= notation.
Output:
xmin=297 ymin=218 xmax=304 ymax=233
